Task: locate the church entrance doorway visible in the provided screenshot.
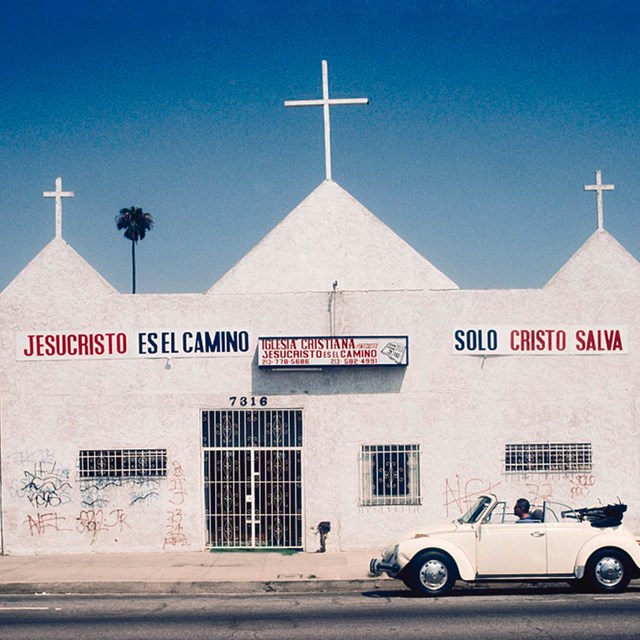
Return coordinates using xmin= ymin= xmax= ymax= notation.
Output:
xmin=202 ymin=408 xmax=303 ymax=549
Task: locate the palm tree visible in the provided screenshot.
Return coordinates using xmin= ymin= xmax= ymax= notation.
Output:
xmin=115 ymin=206 xmax=154 ymax=294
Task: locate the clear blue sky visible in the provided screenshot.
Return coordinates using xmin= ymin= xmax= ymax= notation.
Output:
xmin=1 ymin=1 xmax=639 ymax=293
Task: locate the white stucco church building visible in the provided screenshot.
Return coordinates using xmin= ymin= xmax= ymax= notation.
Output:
xmin=1 ymin=63 xmax=638 ymax=555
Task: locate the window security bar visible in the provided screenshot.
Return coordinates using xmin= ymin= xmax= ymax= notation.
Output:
xmin=360 ymin=444 xmax=421 ymax=506
xmin=504 ymin=443 xmax=592 ymax=473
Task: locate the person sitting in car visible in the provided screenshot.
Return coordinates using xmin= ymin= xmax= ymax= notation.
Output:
xmin=514 ymin=497 xmax=538 ymax=522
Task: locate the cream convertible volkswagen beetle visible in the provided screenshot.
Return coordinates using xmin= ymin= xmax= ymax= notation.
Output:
xmin=370 ymin=494 xmax=640 ymax=596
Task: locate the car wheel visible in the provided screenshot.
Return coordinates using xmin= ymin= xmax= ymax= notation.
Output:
xmin=585 ymin=549 xmax=631 ymax=593
xmin=405 ymin=550 xmax=458 ymax=597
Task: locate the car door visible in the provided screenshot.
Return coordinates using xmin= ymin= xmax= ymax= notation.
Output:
xmin=475 ymin=521 xmax=547 ymax=576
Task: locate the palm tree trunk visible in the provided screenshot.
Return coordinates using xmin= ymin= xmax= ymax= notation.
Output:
xmin=131 ymin=239 xmax=137 ymax=294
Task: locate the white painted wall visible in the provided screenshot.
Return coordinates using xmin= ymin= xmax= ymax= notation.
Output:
xmin=0 ymin=188 xmax=638 ymax=555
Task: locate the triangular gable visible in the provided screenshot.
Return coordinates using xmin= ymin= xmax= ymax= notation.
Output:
xmin=1 ymin=238 xmax=117 ymax=301
xmin=545 ymin=230 xmax=640 ymax=292
xmin=208 ymin=181 xmax=458 ymax=294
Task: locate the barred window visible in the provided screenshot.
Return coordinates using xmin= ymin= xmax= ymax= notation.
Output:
xmin=505 ymin=443 xmax=592 ymax=473
xmin=360 ymin=444 xmax=421 ymax=506
xmin=79 ymin=449 xmax=167 ymax=478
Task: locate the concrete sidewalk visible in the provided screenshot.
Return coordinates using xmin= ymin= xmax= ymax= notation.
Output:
xmin=0 ymin=549 xmax=393 ymax=595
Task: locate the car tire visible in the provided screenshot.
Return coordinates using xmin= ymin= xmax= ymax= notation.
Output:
xmin=584 ymin=548 xmax=631 ymax=593
xmin=404 ymin=550 xmax=458 ymax=597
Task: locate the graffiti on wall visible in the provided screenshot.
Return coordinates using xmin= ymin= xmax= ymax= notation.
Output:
xmin=444 ymin=473 xmax=598 ymax=518
xmin=164 ymin=461 xmax=189 ymax=548
xmin=76 ymin=508 xmax=129 ymax=543
xmin=568 ymin=474 xmax=596 ymax=500
xmin=525 ymin=482 xmax=554 ymax=505
xmin=9 ymin=450 xmax=72 ymax=508
xmin=25 ymin=512 xmax=73 ymax=536
xmin=11 ymin=448 xmax=165 ymax=544
xmin=78 ymin=476 xmax=161 ymax=508
xmin=129 ymin=489 xmax=160 ymax=506
xmin=526 ymin=475 xmax=596 ymax=504
xmin=443 ymin=474 xmax=502 ymax=517
xmin=24 ymin=508 xmax=130 ymax=542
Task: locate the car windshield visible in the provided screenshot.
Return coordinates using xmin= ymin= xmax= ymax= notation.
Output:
xmin=458 ymin=495 xmax=493 ymax=524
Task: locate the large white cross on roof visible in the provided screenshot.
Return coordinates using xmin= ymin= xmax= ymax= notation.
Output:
xmin=584 ymin=169 xmax=614 ymax=231
xmin=285 ymin=60 xmax=369 ymax=181
xmin=43 ymin=176 xmax=74 ymax=239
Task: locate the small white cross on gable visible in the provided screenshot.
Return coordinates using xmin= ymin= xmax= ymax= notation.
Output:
xmin=285 ymin=60 xmax=369 ymax=181
xmin=584 ymin=169 xmax=614 ymax=231
xmin=43 ymin=177 xmax=74 ymax=239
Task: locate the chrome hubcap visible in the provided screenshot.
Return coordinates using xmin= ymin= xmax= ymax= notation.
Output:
xmin=595 ymin=557 xmax=624 ymax=587
xmin=419 ymin=559 xmax=448 ymax=590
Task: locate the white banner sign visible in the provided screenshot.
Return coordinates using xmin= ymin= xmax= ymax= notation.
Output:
xmin=452 ymin=326 xmax=627 ymax=355
xmin=17 ymin=330 xmax=251 ymax=361
xmin=258 ymin=336 xmax=409 ymax=367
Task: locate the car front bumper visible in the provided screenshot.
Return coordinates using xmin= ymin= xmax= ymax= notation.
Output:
xmin=370 ymin=545 xmax=400 ymax=577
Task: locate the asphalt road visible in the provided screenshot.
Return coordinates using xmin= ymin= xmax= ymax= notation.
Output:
xmin=1 ymin=586 xmax=640 ymax=639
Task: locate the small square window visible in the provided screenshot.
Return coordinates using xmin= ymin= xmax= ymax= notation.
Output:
xmin=360 ymin=444 xmax=421 ymax=506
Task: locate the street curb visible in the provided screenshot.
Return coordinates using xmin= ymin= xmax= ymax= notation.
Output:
xmin=0 ymin=579 xmax=398 ymax=596
xmin=0 ymin=578 xmax=637 ymax=596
